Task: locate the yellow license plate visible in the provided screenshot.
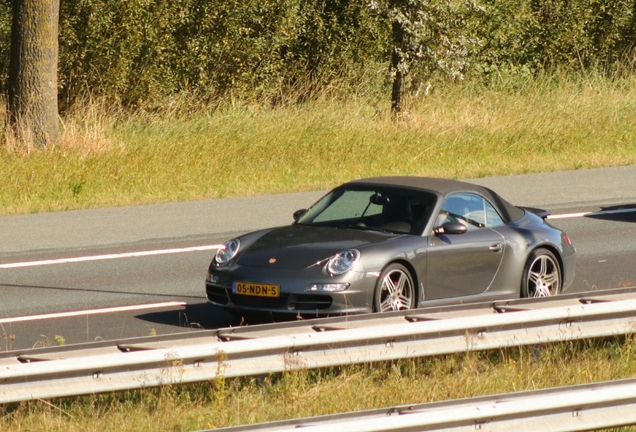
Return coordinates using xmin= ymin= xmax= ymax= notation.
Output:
xmin=232 ymin=282 xmax=280 ymax=297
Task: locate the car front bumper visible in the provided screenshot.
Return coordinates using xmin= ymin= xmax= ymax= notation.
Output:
xmin=206 ymin=263 xmax=379 ymax=316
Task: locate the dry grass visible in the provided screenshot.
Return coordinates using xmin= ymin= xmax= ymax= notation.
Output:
xmin=1 ymin=98 xmax=119 ymax=157
xmin=2 ymin=337 xmax=636 ymax=431
xmin=2 ymin=74 xmax=636 ymax=215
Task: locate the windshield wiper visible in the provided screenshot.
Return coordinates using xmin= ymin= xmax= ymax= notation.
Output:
xmin=341 ymin=224 xmax=393 ymax=233
xmin=348 ymin=223 xmax=415 ymax=235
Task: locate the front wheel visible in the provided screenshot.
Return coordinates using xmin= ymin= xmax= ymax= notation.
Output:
xmin=521 ymin=248 xmax=562 ymax=298
xmin=373 ymin=263 xmax=416 ymax=312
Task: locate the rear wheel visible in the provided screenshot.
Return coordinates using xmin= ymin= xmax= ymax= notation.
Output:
xmin=521 ymin=248 xmax=561 ymax=298
xmin=373 ymin=263 xmax=416 ymax=312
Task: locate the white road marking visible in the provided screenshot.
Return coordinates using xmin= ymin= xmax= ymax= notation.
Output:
xmin=0 ymin=244 xmax=221 ymax=269
xmin=0 ymin=301 xmax=187 ymax=324
xmin=547 ymin=208 xmax=636 ymax=220
xmin=1 ymin=207 xmax=634 ymax=269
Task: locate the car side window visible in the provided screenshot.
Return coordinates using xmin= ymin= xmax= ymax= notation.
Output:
xmin=437 ymin=193 xmax=504 ymax=230
xmin=484 ymin=200 xmax=505 ymax=227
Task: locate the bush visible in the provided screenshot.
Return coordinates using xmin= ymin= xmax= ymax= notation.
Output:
xmin=0 ymin=0 xmax=635 ymax=110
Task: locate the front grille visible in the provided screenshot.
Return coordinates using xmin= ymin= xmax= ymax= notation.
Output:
xmin=229 ymin=292 xmax=290 ymax=308
xmin=206 ymin=284 xmax=229 ymax=305
xmin=288 ymin=294 xmax=333 ymax=310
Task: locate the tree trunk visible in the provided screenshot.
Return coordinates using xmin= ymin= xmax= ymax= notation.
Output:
xmin=8 ymin=0 xmax=60 ymax=149
xmin=390 ymin=0 xmax=405 ymax=113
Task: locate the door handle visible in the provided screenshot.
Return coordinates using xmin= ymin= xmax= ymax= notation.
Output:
xmin=489 ymin=243 xmax=503 ymax=253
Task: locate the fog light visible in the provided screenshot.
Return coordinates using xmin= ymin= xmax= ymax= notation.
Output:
xmin=305 ymin=283 xmax=350 ymax=292
xmin=207 ymin=273 xmax=220 ymax=284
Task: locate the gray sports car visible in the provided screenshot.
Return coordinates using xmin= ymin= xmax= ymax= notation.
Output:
xmin=206 ymin=177 xmax=576 ymax=316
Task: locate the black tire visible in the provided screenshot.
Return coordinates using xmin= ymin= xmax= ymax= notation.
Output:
xmin=521 ymin=248 xmax=562 ymax=298
xmin=373 ymin=263 xmax=416 ymax=312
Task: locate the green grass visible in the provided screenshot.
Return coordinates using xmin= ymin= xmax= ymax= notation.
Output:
xmin=2 ymin=337 xmax=636 ymax=431
xmin=2 ymin=73 xmax=636 ymax=216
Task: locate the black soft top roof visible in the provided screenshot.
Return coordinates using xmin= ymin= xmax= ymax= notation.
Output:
xmin=345 ymin=176 xmax=526 ymax=222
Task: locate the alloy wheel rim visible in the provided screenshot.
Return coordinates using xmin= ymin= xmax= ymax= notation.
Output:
xmin=379 ymin=269 xmax=414 ymax=311
xmin=527 ymin=255 xmax=560 ymax=297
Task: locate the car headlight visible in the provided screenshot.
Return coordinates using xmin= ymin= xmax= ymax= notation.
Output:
xmin=215 ymin=239 xmax=240 ymax=264
xmin=326 ymin=249 xmax=360 ymax=275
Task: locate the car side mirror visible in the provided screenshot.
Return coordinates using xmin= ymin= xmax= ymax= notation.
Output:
xmin=434 ymin=222 xmax=468 ymax=236
xmin=370 ymin=194 xmax=390 ymax=205
xmin=293 ymin=209 xmax=308 ymax=221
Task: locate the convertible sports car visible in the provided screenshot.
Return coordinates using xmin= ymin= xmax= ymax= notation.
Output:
xmin=206 ymin=177 xmax=576 ymax=316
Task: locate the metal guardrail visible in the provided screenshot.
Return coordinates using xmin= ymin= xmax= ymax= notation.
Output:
xmin=1 ymin=288 xmax=636 ymax=404
xmin=207 ymin=378 xmax=636 ymax=432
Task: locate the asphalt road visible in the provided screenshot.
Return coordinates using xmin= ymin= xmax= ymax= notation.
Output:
xmin=1 ymin=166 xmax=635 ymax=351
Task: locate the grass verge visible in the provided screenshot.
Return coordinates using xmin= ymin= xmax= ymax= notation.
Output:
xmin=1 ymin=337 xmax=636 ymax=431
xmin=2 ymin=74 xmax=636 ymax=216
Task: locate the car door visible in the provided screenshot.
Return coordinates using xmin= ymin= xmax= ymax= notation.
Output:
xmin=425 ymin=193 xmax=506 ymax=300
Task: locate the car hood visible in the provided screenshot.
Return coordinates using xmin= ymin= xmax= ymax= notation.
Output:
xmin=237 ymin=225 xmax=399 ymax=270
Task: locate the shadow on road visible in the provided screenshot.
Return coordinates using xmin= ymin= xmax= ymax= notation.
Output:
xmin=135 ymin=302 xmax=302 ymax=330
xmin=586 ymin=204 xmax=636 ymax=223
xmin=135 ymin=302 xmax=242 ymax=329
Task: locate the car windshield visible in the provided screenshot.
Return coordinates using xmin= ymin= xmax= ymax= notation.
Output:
xmin=296 ymin=185 xmax=437 ymax=235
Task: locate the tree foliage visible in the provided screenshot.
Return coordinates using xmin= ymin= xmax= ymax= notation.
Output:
xmin=372 ymin=0 xmax=484 ymax=111
xmin=54 ymin=0 xmax=385 ymax=109
xmin=0 ymin=0 xmax=635 ymax=111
